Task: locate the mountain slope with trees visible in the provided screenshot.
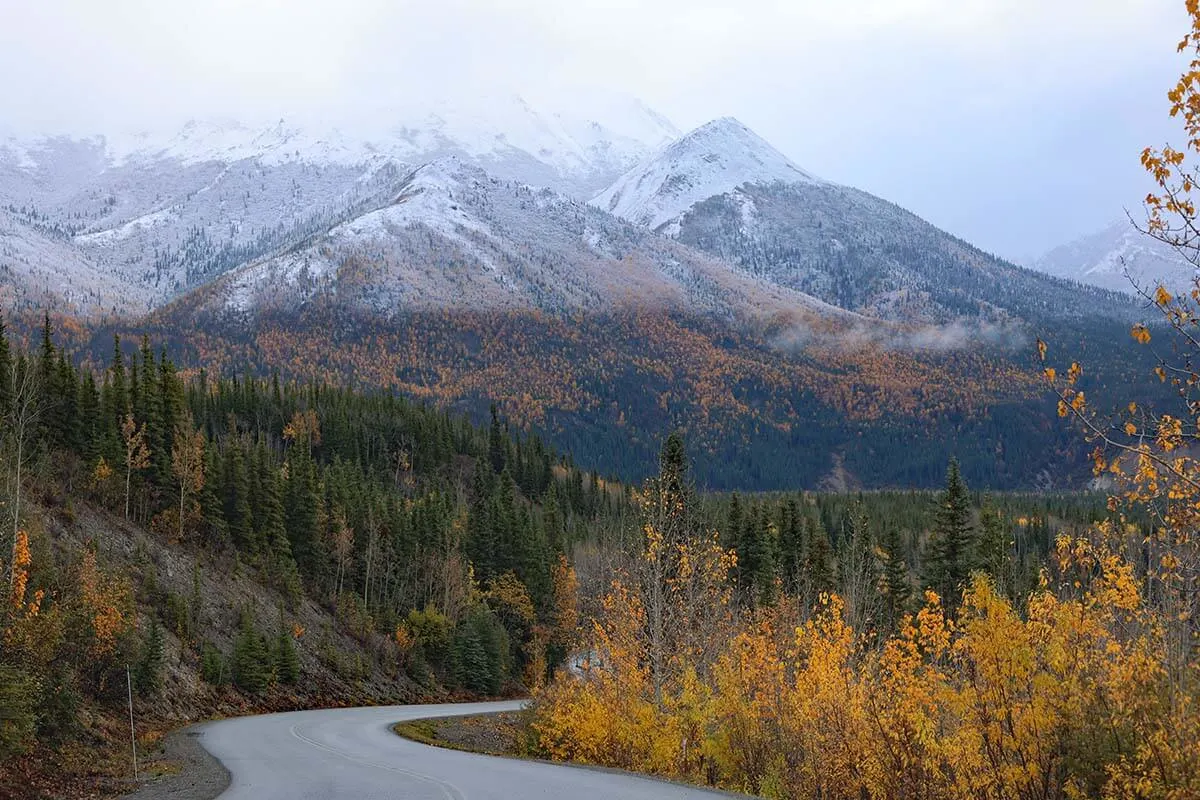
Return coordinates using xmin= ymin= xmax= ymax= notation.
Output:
xmin=0 ymin=318 xmax=615 ymax=796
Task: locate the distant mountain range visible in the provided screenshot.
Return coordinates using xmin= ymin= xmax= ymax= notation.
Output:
xmin=0 ymin=103 xmax=1132 ymax=329
xmin=1031 ymin=218 xmax=1196 ymax=295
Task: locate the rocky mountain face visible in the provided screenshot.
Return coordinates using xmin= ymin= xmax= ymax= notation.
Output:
xmin=193 ymin=156 xmax=856 ymax=328
xmin=1031 ymin=218 xmax=1196 ymax=295
xmin=1 ymin=108 xmax=1133 ymax=329
xmin=591 ymin=117 xmax=1132 ymax=325
xmin=0 ymin=96 xmax=679 ymax=314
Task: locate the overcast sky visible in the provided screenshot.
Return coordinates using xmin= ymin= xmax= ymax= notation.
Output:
xmin=0 ymin=0 xmax=1189 ymax=258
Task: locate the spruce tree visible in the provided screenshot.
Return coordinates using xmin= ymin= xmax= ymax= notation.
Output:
xmin=284 ymin=448 xmax=321 ymax=579
xmin=881 ymin=524 xmax=912 ymax=628
xmin=200 ymin=642 xmax=226 ymax=685
xmin=542 ymin=484 xmax=566 ymax=555
xmin=0 ymin=315 xmax=11 ymax=420
xmin=231 ymin=611 xmax=270 ymax=693
xmin=488 ymin=403 xmax=506 ymax=474
xmin=779 ymin=497 xmax=804 ymax=594
xmin=223 ymin=444 xmax=255 ymax=554
xmin=274 ymin=626 xmax=300 ymax=685
xmin=925 ymin=457 xmax=975 ymax=610
xmin=977 ymin=504 xmax=1013 ymax=599
xmin=726 ymin=492 xmax=743 ymax=556
xmin=134 ymin=618 xmax=165 ymax=696
xmin=804 ymin=516 xmax=835 ymax=601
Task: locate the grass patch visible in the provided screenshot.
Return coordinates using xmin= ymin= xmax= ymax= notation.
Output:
xmin=393 ymin=711 xmax=536 ymax=759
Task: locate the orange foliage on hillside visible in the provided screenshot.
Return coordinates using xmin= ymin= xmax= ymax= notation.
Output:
xmin=176 ymin=309 xmax=1037 ymax=441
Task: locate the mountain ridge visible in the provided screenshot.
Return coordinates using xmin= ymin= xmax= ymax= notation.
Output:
xmin=1032 ymin=218 xmax=1196 ymax=294
xmin=591 ymin=116 xmax=822 ymax=233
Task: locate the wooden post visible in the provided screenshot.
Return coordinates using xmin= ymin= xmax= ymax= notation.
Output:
xmin=126 ymin=665 xmax=138 ymax=782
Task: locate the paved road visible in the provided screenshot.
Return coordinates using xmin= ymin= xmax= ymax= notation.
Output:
xmin=197 ymin=701 xmax=736 ymax=799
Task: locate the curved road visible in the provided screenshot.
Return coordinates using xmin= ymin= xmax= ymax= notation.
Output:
xmin=197 ymin=701 xmax=736 ymax=799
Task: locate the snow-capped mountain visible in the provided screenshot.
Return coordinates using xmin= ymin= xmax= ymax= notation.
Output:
xmin=1032 ymin=219 xmax=1196 ymax=295
xmin=196 ymin=156 xmax=855 ymax=324
xmin=590 ymin=119 xmax=1131 ymax=323
xmin=0 ymin=104 xmax=1132 ymax=327
xmin=0 ymin=96 xmax=678 ymax=313
xmin=592 ymin=117 xmax=821 ymax=233
xmin=2 ymin=94 xmax=678 ymax=200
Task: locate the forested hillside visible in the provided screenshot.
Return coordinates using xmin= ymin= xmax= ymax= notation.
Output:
xmin=0 ymin=312 xmax=1152 ymax=797
xmin=0 ymin=316 xmax=619 ymax=796
xmin=117 ymin=302 xmax=1161 ymax=491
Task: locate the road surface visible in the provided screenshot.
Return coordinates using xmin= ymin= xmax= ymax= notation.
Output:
xmin=196 ymin=701 xmax=737 ymax=799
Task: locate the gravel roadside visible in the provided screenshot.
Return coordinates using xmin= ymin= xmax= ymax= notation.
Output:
xmin=122 ymin=725 xmax=230 ymax=800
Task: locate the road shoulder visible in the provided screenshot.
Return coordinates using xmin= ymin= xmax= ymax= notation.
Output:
xmin=122 ymin=724 xmax=230 ymax=800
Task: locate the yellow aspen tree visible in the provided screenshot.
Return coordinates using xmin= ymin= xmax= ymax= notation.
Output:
xmin=121 ymin=413 xmax=150 ymax=520
xmin=171 ymin=416 xmax=206 ymax=542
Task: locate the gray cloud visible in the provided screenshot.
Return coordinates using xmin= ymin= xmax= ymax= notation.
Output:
xmin=0 ymin=0 xmax=1188 ymax=258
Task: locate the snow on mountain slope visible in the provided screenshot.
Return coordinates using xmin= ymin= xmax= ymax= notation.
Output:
xmin=1032 ymin=219 xmax=1196 ymax=295
xmin=203 ymin=157 xmax=859 ymax=324
xmin=4 ymin=95 xmax=678 ymax=199
xmin=0 ymin=96 xmax=678 ymax=313
xmin=0 ymin=95 xmax=676 ymax=311
xmin=591 ymin=117 xmax=822 ymax=232
xmin=0 ymin=208 xmax=143 ymax=314
xmin=589 ymin=118 xmax=1132 ymax=325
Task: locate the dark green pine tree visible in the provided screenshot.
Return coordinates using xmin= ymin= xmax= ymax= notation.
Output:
xmin=925 ymin=457 xmax=976 ymax=611
xmin=258 ymin=449 xmax=298 ymax=594
xmin=838 ymin=502 xmax=881 ymax=626
xmin=100 ymin=336 xmax=128 ymax=462
xmin=200 ymin=642 xmax=226 ymax=685
xmin=133 ymin=618 xmax=165 ymax=696
xmin=726 ymin=492 xmax=744 ymax=557
xmin=231 ymin=611 xmax=271 ymax=694
xmin=198 ymin=446 xmax=229 ymax=546
xmin=492 ymin=468 xmax=519 ymax=576
xmin=274 ymin=625 xmax=300 ymax=685
xmin=488 ymin=403 xmax=506 ymax=474
xmin=283 ymin=447 xmax=321 ymax=579
xmin=466 ymin=466 xmax=497 ymax=580
xmin=75 ymin=370 xmax=101 ymax=464
xmin=657 ymin=432 xmax=692 ymax=515
xmin=138 ymin=337 xmax=166 ymax=485
xmin=779 ymin=497 xmax=804 ymax=595
xmin=541 ymin=483 xmax=566 ymax=555
xmin=738 ymin=503 xmax=776 ymax=607
xmin=804 ymin=515 xmax=835 ymax=602
xmin=977 ymin=503 xmax=1013 ymax=600
xmin=37 ymin=314 xmax=63 ymax=446
xmin=158 ymin=347 xmax=181 ymax=464
xmin=223 ymin=444 xmax=256 ymax=554
xmin=881 ymin=524 xmax=913 ymax=629
xmin=56 ymin=352 xmax=80 ymax=453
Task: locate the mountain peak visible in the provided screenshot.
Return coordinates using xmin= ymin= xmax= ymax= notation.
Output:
xmin=1032 ymin=218 xmax=1197 ymax=294
xmin=590 ymin=117 xmax=820 ymax=232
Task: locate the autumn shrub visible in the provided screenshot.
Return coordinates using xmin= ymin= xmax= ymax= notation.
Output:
xmin=534 ymin=535 xmax=1200 ymax=800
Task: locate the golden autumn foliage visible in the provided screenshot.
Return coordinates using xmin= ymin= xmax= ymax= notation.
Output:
xmin=75 ymin=550 xmax=132 ymax=661
xmin=175 ymin=308 xmax=1037 ymax=444
xmin=533 ymin=536 xmax=1200 ymax=799
xmin=1041 ymin=1 xmax=1200 ymax=688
